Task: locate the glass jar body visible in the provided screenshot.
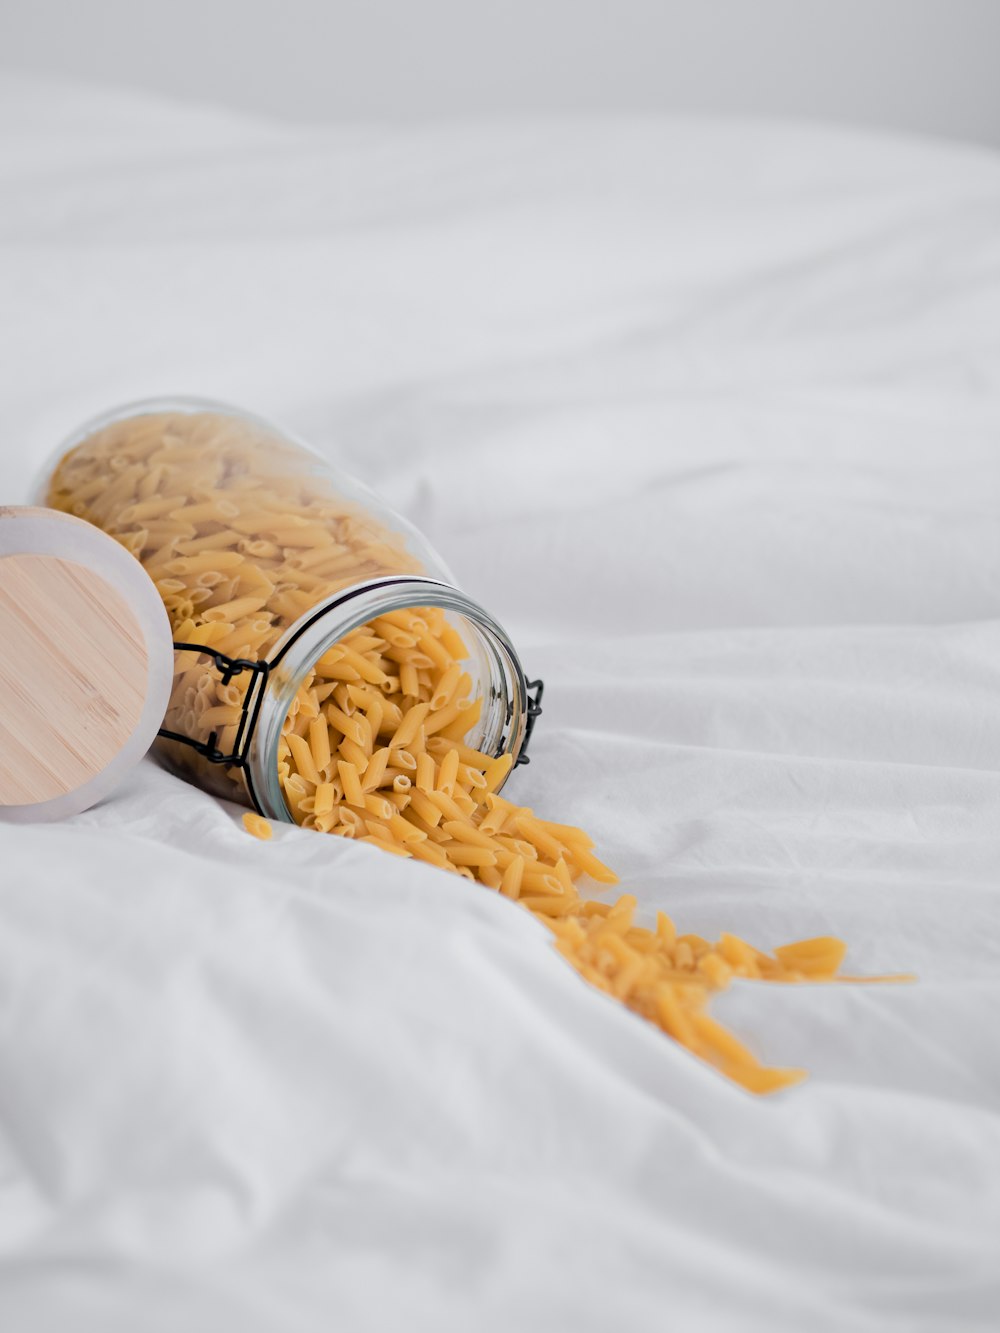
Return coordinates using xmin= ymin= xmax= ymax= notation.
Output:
xmin=42 ymin=398 xmax=532 ymax=820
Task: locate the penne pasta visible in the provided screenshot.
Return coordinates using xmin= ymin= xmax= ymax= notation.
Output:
xmin=337 ymin=760 xmax=364 ymax=808
xmin=46 ymin=404 xmax=871 ymax=1098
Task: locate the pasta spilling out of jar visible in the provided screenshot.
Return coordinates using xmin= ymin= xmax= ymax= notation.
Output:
xmin=269 ymin=605 xmax=863 ymax=1096
xmin=47 ymin=406 xmax=905 ymax=1097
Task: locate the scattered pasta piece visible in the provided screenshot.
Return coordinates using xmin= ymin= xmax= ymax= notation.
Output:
xmin=242 ymin=811 xmax=273 ymax=841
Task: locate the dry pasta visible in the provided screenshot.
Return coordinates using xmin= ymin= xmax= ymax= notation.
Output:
xmin=47 ymin=409 xmax=424 ymax=805
xmin=46 ymin=407 xmax=906 ymax=1096
xmin=265 ymin=610 xmax=889 ymax=1095
xmin=242 ymin=811 xmax=273 ymax=841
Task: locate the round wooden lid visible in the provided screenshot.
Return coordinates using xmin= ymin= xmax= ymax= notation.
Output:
xmin=0 ymin=506 xmax=174 ymax=822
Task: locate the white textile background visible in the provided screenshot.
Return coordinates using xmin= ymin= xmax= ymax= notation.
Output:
xmin=1 ymin=74 xmax=999 ymax=1331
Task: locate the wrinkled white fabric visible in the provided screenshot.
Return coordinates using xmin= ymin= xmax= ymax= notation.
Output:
xmin=1 ymin=74 xmax=999 ymax=1331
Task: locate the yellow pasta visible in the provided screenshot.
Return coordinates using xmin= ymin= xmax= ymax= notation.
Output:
xmin=483 ymin=753 xmax=513 ymax=794
xmin=400 ymin=661 xmax=420 ymax=698
xmin=242 ymin=812 xmax=273 ymax=840
xmin=308 ymin=716 xmax=332 ymax=774
xmin=362 ymin=746 xmax=391 ymax=792
xmin=360 ymin=834 xmax=411 ymax=857
xmin=338 ymin=737 xmax=369 ymax=771
xmin=286 ymin=733 xmax=321 ymax=786
xmin=388 ymin=701 xmax=429 ymax=750
xmin=415 ymin=751 xmax=435 ymax=793
xmin=407 ymin=789 xmax=444 ymax=827
xmin=264 ymin=595 xmax=896 ymax=1094
xmin=436 ymin=748 xmax=459 ymax=796
xmin=46 ymin=406 xmax=905 ymax=1097
xmin=337 ymin=759 xmax=364 ymax=808
xmin=500 ymin=855 xmax=525 ymax=899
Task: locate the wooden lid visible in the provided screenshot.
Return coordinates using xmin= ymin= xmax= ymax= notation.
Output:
xmin=0 ymin=507 xmax=174 ymax=822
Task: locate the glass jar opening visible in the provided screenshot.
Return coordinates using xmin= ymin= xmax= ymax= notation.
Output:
xmin=248 ymin=576 xmax=529 ymax=822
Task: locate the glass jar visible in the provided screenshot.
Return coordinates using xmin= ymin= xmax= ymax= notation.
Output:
xmin=40 ymin=397 xmax=539 ymax=821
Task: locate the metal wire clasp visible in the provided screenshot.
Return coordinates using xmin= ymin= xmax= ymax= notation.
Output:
xmin=514 ymin=677 xmax=544 ymax=767
xmin=157 ymin=644 xmax=270 ymax=768
xmin=158 ymin=651 xmax=542 ymax=774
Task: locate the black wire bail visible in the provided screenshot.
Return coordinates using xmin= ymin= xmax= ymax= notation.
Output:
xmin=157 ymin=644 xmax=270 ymax=768
xmin=158 ymin=648 xmax=543 ymax=774
xmin=515 ymin=678 xmax=544 ymax=767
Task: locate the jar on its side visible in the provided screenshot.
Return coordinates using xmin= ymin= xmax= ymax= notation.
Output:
xmin=42 ymin=398 xmax=535 ymax=821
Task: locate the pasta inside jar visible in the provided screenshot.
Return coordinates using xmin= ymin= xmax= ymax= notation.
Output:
xmin=43 ymin=399 xmax=532 ymax=811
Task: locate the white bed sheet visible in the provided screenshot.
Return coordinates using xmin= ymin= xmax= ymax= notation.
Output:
xmin=1 ymin=74 xmax=999 ymax=1331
